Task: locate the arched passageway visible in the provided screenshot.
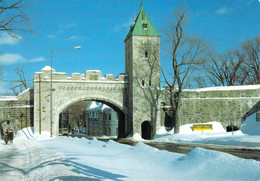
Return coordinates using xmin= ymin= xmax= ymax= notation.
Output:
xmin=57 ymin=99 xmax=127 ymax=138
xmin=141 ymin=121 xmax=152 ymax=140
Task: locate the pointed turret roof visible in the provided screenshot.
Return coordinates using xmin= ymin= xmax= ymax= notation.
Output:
xmin=124 ymin=5 xmax=160 ymax=42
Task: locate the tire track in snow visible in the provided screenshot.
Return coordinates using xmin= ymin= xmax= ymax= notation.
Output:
xmin=0 ymin=140 xmax=29 ymax=180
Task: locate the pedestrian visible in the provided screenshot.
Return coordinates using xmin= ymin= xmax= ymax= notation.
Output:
xmin=8 ymin=129 xmax=14 ymax=144
xmin=4 ymin=129 xmax=9 ymax=144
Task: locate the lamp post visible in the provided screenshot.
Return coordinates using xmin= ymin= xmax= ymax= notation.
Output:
xmin=50 ymin=46 xmax=81 ymax=137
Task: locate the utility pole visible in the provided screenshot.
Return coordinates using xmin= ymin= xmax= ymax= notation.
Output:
xmin=39 ymin=74 xmax=41 ymax=134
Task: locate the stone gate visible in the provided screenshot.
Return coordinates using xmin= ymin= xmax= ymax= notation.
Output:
xmin=34 ymin=67 xmax=129 ymax=137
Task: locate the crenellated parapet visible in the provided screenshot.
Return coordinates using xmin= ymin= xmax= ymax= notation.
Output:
xmin=34 ymin=66 xmax=128 ymax=82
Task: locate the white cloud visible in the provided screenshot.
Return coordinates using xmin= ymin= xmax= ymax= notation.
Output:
xmin=47 ymin=23 xmax=77 ymax=39
xmin=67 ymin=35 xmax=85 ymax=41
xmin=0 ymin=32 xmax=22 ymax=45
xmin=30 ymin=57 xmax=46 ymax=62
xmin=114 ymin=21 xmax=132 ymax=32
xmin=0 ymin=53 xmax=46 ymax=65
xmin=47 ymin=34 xmax=56 ymax=39
xmin=0 ymin=53 xmax=23 ymax=65
xmin=216 ymin=6 xmax=232 ymax=15
xmin=60 ymin=23 xmax=77 ymax=29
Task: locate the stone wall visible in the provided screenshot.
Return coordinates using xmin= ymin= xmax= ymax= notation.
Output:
xmin=177 ymin=85 xmax=260 ymax=128
xmin=0 ymin=89 xmax=34 ymax=136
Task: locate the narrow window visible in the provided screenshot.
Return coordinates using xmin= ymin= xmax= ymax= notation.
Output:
xmin=142 ymin=80 xmax=145 ymax=86
xmin=142 ymin=23 xmax=147 ymax=30
xmin=149 ymin=80 xmax=151 ymax=86
xmin=145 ymin=51 xmax=148 ymax=58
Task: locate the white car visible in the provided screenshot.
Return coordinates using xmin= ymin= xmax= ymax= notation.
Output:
xmin=59 ymin=128 xmax=68 ymax=135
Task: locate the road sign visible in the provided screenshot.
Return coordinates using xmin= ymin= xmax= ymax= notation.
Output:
xmin=193 ymin=124 xmax=212 ymax=131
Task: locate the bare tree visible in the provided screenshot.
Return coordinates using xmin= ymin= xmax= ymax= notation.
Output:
xmin=242 ymin=35 xmax=260 ymax=84
xmin=0 ymin=0 xmax=32 ymax=38
xmin=162 ymin=5 xmax=208 ymax=133
xmin=66 ymin=101 xmax=89 ymax=132
xmin=203 ymin=49 xmax=249 ymax=86
xmin=10 ymin=66 xmax=32 ymax=95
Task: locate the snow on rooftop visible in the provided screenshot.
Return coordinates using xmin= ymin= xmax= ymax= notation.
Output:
xmin=86 ymin=101 xmax=111 ymax=111
xmin=41 ymin=66 xmax=55 ymax=72
xmin=0 ymin=96 xmax=18 ymax=101
xmin=184 ymin=84 xmax=260 ymax=92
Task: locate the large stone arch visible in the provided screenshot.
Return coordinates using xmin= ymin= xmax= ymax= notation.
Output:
xmin=56 ymin=95 xmax=128 ymax=116
xmin=55 ymin=95 xmax=128 ymax=138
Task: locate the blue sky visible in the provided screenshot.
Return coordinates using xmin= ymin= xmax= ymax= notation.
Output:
xmin=0 ymin=0 xmax=260 ymax=94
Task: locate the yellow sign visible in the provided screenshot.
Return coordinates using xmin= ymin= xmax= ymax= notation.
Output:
xmin=193 ymin=124 xmax=212 ymax=131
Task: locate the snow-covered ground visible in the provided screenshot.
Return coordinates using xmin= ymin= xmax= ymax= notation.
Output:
xmin=152 ymin=112 xmax=260 ymax=149
xmin=0 ymin=126 xmax=260 ymax=181
xmin=0 ymin=111 xmax=259 ymax=180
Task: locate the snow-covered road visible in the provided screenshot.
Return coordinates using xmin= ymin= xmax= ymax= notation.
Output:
xmin=0 ymin=141 xmax=31 ymax=180
xmin=1 ymin=127 xmax=260 ymax=181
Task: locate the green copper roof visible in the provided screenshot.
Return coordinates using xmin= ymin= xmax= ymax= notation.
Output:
xmin=124 ymin=7 xmax=160 ymax=42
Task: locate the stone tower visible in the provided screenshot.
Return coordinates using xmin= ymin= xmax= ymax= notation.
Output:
xmin=124 ymin=3 xmax=161 ymax=138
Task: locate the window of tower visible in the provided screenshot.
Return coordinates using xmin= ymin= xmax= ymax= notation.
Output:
xmin=149 ymin=80 xmax=151 ymax=86
xmin=142 ymin=80 xmax=145 ymax=87
xmin=145 ymin=50 xmax=148 ymax=58
xmin=142 ymin=23 xmax=148 ymax=30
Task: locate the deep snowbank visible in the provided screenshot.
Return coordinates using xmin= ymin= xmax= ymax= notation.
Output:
xmin=14 ymin=127 xmax=34 ymax=140
xmin=154 ymin=121 xmax=260 ymax=148
xmin=36 ymin=136 xmax=260 ymax=180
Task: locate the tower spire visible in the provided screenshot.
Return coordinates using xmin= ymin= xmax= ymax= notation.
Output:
xmin=140 ymin=0 xmax=143 ymax=10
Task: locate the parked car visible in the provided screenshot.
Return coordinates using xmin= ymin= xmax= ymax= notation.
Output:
xmin=59 ymin=128 xmax=68 ymax=135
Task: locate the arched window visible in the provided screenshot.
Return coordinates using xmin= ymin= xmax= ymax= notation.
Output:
xmin=141 ymin=121 xmax=152 ymax=140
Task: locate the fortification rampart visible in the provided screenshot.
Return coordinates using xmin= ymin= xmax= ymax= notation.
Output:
xmin=0 ymin=89 xmax=34 ymax=136
xmin=178 ymin=85 xmax=260 ymax=128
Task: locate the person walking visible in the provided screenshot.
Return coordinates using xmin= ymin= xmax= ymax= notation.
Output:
xmin=8 ymin=129 xmax=14 ymax=144
xmin=4 ymin=129 xmax=9 ymax=144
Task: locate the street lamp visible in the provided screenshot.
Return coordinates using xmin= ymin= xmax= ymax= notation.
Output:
xmin=50 ymin=46 xmax=81 ymax=137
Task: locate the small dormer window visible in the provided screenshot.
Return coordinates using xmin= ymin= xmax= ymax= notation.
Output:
xmin=145 ymin=50 xmax=148 ymax=58
xmin=142 ymin=23 xmax=147 ymax=30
